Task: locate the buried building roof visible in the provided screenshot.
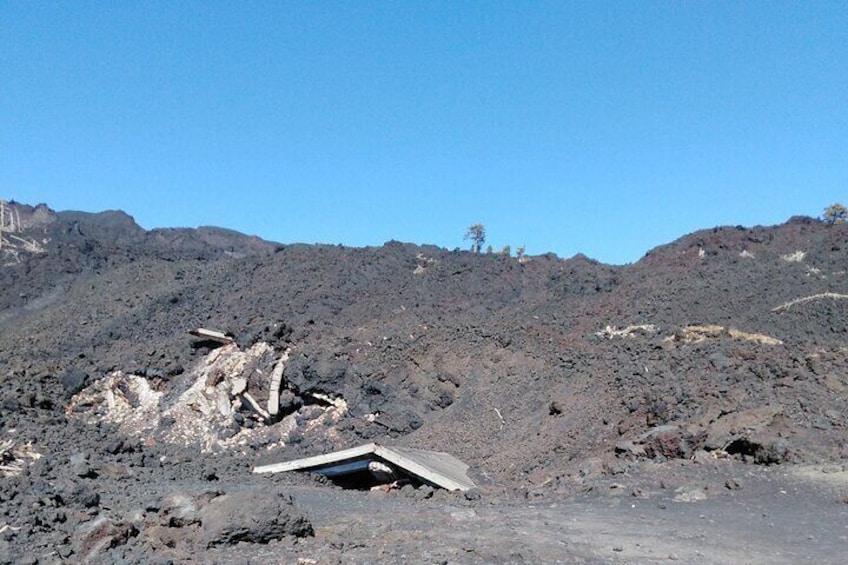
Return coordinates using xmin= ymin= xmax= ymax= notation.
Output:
xmin=252 ymin=443 xmax=476 ymax=492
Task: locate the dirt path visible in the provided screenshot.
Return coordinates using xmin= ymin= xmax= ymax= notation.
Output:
xmin=221 ymin=462 xmax=848 ymax=564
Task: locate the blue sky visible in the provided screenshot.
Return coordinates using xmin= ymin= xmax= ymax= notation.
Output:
xmin=2 ymin=2 xmax=846 ymax=264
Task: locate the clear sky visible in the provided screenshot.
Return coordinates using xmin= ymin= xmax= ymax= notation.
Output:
xmin=2 ymin=2 xmax=846 ymax=264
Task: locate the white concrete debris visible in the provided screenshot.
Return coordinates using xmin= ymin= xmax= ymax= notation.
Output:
xmin=595 ymin=324 xmax=658 ymax=339
xmin=781 ymin=250 xmax=806 ymax=262
xmin=67 ymin=341 xmax=348 ymax=454
xmin=266 ymin=350 xmax=289 ymax=416
xmin=0 ymin=437 xmax=42 ymax=477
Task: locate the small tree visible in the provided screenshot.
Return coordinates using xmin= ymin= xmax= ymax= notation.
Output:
xmin=464 ymin=224 xmax=486 ymax=253
xmin=516 ymin=246 xmax=526 ymax=261
xmin=823 ymin=203 xmax=848 ymax=224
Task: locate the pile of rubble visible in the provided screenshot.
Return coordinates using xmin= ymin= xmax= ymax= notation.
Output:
xmin=67 ymin=330 xmax=349 ymax=454
xmin=664 ymin=325 xmax=783 ymax=345
xmin=0 ymin=437 xmax=42 ymax=477
xmin=595 ymin=324 xmax=658 ymax=339
xmin=0 ymin=199 xmax=48 ymax=265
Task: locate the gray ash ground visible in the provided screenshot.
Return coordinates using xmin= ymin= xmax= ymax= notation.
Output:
xmin=1 ymin=202 xmax=847 ymax=563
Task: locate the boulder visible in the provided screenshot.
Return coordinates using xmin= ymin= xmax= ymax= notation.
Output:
xmin=159 ymin=492 xmax=201 ymax=527
xmin=198 ymin=490 xmax=312 ymax=547
xmin=73 ymin=515 xmax=134 ymax=563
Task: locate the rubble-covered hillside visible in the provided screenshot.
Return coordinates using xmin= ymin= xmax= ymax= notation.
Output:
xmin=1 ymin=200 xmax=847 ymax=563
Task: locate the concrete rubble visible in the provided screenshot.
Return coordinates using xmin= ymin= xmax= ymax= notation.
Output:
xmin=0 ymin=438 xmax=42 ymax=477
xmin=67 ymin=335 xmax=347 ymax=454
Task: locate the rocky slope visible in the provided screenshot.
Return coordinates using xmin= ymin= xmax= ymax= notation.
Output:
xmin=1 ymin=201 xmax=847 ymax=563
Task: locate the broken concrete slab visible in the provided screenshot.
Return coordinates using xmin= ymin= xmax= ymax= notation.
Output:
xmin=189 ymin=328 xmax=234 ymax=345
xmin=253 ymin=443 xmax=476 ymax=492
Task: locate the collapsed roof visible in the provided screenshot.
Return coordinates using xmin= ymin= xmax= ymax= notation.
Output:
xmin=253 ymin=443 xmax=476 ymax=492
